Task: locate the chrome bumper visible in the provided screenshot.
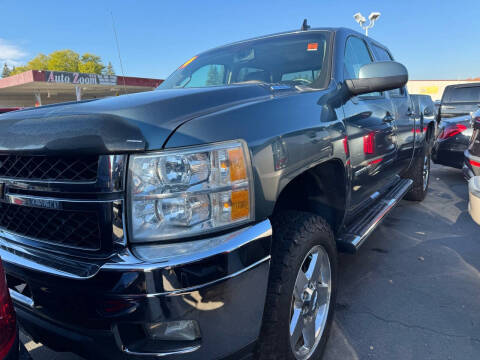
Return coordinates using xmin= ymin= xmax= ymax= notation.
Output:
xmin=2 ymin=220 xmax=272 ymax=359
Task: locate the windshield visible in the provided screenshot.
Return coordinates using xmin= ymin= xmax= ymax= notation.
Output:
xmin=158 ymin=32 xmax=331 ymax=90
xmin=443 ymin=86 xmax=480 ymax=103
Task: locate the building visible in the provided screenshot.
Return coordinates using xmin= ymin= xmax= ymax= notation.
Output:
xmin=3 ymin=72 xmax=476 ymax=106
xmin=0 ymin=70 xmax=163 ymax=108
xmin=407 ymin=80 xmax=480 ymax=101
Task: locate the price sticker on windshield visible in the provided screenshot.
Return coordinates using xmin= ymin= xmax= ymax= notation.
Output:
xmin=307 ymin=43 xmax=318 ymax=51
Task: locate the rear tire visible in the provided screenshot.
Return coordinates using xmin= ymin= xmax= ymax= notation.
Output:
xmin=257 ymin=211 xmax=337 ymax=360
xmin=404 ymin=139 xmax=431 ymax=201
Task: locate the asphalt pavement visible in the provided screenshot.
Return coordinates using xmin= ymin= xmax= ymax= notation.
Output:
xmin=22 ymin=164 xmax=480 ymax=360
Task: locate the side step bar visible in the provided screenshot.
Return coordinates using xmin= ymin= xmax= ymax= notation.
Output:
xmin=337 ymin=178 xmax=413 ymax=253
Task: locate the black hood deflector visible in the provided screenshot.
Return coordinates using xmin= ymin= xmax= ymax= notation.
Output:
xmin=0 ymin=113 xmax=146 ymax=155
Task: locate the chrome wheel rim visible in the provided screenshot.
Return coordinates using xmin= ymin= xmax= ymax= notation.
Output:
xmin=423 ymin=152 xmax=430 ymax=191
xmin=290 ymin=245 xmax=331 ymax=360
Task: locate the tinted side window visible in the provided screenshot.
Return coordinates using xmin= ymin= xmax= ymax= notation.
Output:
xmin=344 ymin=36 xmax=380 ymax=97
xmin=443 ymin=86 xmax=480 ymax=103
xmin=185 ymin=64 xmax=226 ymax=88
xmin=344 ymin=36 xmax=373 ymax=79
xmin=370 ymin=44 xmax=404 ymax=96
xmin=372 ymin=45 xmax=393 ymax=61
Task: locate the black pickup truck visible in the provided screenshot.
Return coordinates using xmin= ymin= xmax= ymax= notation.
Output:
xmin=0 ymin=27 xmax=434 ymax=360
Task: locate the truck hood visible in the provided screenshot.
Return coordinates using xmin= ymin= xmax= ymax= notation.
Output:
xmin=0 ymin=85 xmax=271 ymax=155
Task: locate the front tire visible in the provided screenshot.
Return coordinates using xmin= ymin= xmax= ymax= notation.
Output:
xmin=257 ymin=211 xmax=338 ymax=360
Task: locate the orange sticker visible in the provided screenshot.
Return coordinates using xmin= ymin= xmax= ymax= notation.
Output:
xmin=179 ymin=56 xmax=198 ymax=69
xmin=307 ymin=43 xmax=318 ymax=51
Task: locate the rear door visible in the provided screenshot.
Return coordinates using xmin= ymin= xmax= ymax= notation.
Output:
xmin=342 ymin=36 xmax=398 ymax=214
xmin=389 ymin=87 xmax=416 ymax=172
xmin=441 ymin=85 xmax=480 ymax=119
xmin=371 ymin=44 xmax=416 ymax=173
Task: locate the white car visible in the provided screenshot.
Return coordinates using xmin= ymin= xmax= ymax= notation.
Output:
xmin=469 ymin=176 xmax=480 ymax=225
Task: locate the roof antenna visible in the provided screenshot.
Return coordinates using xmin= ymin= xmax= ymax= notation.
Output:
xmin=301 ymin=19 xmax=311 ymax=31
xmin=110 ymin=11 xmax=127 ymax=95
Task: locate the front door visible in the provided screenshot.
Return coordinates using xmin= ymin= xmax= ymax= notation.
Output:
xmin=342 ymin=35 xmax=398 ymax=215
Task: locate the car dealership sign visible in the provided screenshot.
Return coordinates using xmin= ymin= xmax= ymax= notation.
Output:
xmin=45 ymin=71 xmax=117 ymax=86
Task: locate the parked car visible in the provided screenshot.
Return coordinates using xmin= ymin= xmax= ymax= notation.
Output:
xmin=0 ymin=108 xmax=21 ymax=115
xmin=0 ymin=257 xmax=19 ymax=360
xmin=0 ymin=26 xmax=434 ymax=360
xmin=433 ymin=114 xmax=473 ymax=169
xmin=464 ymin=109 xmax=480 ymax=179
xmin=431 ymin=83 xmax=480 ymax=170
xmin=469 ymin=177 xmax=480 ymax=225
xmin=439 ymin=83 xmax=480 ymax=119
xmin=410 ymin=94 xmax=439 ymax=143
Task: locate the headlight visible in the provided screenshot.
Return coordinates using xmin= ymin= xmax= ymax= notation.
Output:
xmin=127 ymin=140 xmax=253 ymax=242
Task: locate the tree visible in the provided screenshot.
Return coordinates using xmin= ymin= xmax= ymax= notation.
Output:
xmin=78 ymin=53 xmax=104 ymax=74
xmin=5 ymin=50 xmax=111 ymax=77
xmin=26 ymin=54 xmax=49 ymax=71
xmin=47 ymin=50 xmax=80 ymax=72
xmin=10 ymin=66 xmax=28 ymax=76
xmin=104 ymin=62 xmax=115 ymax=75
xmin=1 ymin=63 xmax=11 ymax=78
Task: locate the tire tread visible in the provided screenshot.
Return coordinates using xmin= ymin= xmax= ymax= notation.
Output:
xmin=257 ymin=211 xmax=336 ymax=360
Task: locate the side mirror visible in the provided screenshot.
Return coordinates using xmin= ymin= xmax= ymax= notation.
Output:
xmin=345 ymin=61 xmax=408 ymax=96
xmin=423 ymin=107 xmax=433 ymax=116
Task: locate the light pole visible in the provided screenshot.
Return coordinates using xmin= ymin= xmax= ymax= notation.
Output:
xmin=353 ymin=12 xmax=381 ymax=36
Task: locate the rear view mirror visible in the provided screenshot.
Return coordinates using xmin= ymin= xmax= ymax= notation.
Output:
xmin=345 ymin=61 xmax=408 ymax=96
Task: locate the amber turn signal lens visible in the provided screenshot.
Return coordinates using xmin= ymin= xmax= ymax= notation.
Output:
xmin=231 ymin=189 xmax=250 ymax=221
xmin=228 ymin=148 xmax=247 ymax=182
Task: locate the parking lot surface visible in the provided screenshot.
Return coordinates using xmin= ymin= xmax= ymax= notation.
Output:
xmin=22 ymin=164 xmax=480 ymax=360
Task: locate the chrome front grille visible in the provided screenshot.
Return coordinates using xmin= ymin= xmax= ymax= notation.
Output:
xmin=0 ymin=154 xmax=99 ymax=182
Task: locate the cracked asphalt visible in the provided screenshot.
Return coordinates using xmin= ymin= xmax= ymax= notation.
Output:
xmin=22 ymin=164 xmax=480 ymax=360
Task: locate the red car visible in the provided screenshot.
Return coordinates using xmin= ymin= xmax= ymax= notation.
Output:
xmin=0 ymin=108 xmax=21 ymax=115
xmin=0 ymin=257 xmax=18 ymax=360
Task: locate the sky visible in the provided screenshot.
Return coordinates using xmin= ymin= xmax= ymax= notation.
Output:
xmin=1 ymin=0 xmax=480 ymax=80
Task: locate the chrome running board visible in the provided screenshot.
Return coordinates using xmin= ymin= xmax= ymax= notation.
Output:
xmin=337 ymin=178 xmax=413 ymax=253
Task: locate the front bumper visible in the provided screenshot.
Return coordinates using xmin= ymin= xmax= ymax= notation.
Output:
xmin=463 ymin=150 xmax=480 ymax=180
xmin=432 ymin=137 xmax=468 ymax=169
xmin=469 ymin=177 xmax=480 ymax=226
xmin=2 ymin=220 xmax=272 ymax=360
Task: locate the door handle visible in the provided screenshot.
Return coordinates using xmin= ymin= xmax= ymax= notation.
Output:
xmin=383 ymin=113 xmax=395 ymax=123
